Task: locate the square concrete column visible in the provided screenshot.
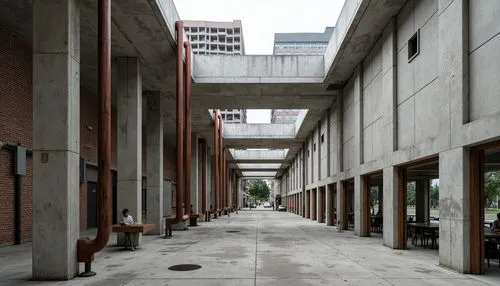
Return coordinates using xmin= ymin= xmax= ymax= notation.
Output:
xmin=32 ymin=0 xmax=80 ymax=280
xmin=439 ymin=147 xmax=470 ymax=273
xmin=117 ymin=57 xmax=142 ymax=244
xmin=305 ymin=190 xmax=310 ymax=219
xmin=317 ymin=188 xmax=324 ymax=223
xmin=145 ymin=92 xmax=163 ymax=235
xmin=326 ymin=185 xmax=334 ymax=226
xmin=383 ymin=167 xmax=400 ymax=248
xmin=337 ymin=181 xmax=346 ymax=231
xmin=311 ymin=189 xmax=317 ymax=220
xmin=415 ymin=179 xmax=430 ymax=223
xmin=191 ymin=133 xmax=199 ymax=214
xmin=354 ymin=176 xmax=369 ymax=236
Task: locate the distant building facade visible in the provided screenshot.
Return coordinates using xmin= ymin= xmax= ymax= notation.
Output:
xmin=220 ymin=109 xmax=247 ymax=124
xmin=273 ymin=27 xmax=334 ymax=55
xmin=270 ymin=109 xmax=301 ymax=124
xmin=183 ymin=20 xmax=245 ymax=55
xmin=271 ymin=28 xmax=334 ymax=123
xmin=184 ymin=20 xmax=246 ymax=123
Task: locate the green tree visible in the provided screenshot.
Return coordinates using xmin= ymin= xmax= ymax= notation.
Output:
xmin=485 ymin=171 xmax=500 ymax=207
xmin=370 ymin=187 xmax=378 ymax=206
xmin=407 ymin=181 xmax=416 ymax=207
xmin=248 ymin=180 xmax=270 ymax=202
xmin=430 ymin=184 xmax=439 ymax=209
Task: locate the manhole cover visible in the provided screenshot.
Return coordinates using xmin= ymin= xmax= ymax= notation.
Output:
xmin=226 ymin=230 xmax=241 ymax=233
xmin=168 ymin=264 xmax=202 ymax=271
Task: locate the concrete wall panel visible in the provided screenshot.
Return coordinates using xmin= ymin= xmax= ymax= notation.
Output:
xmin=397 ymin=97 xmax=415 ymax=150
xmin=469 ymin=0 xmax=500 ymax=52
xmin=469 ymin=33 xmax=500 ymax=121
xmin=414 ymin=15 xmax=438 ymax=92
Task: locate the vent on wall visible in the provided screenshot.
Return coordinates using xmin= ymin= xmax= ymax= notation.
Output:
xmin=408 ymin=29 xmax=420 ymax=62
xmin=321 ymin=134 xmax=325 ymax=143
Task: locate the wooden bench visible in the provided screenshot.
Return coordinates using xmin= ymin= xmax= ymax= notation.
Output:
xmin=164 ymin=215 xmax=189 ymax=237
xmin=112 ymin=224 xmax=155 ymax=248
xmin=112 ymin=223 xmax=155 ymax=233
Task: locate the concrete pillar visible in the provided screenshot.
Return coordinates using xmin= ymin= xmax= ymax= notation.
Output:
xmin=305 ymin=190 xmax=310 ymax=219
xmin=326 ymin=185 xmax=334 ymax=226
xmin=32 ymin=0 xmax=80 ymax=279
xmin=354 ymin=176 xmax=369 ymax=236
xmin=311 ymin=189 xmax=317 ymax=220
xmin=439 ymin=147 xmax=470 ymax=273
xmin=117 ymin=57 xmax=142 ymax=244
xmin=191 ymin=133 xmax=199 ymax=214
xmin=145 ymin=92 xmax=163 ymax=235
xmin=317 ymin=188 xmax=324 ymax=223
xmin=207 ymin=150 xmax=212 ymax=212
xmin=415 ymin=179 xmax=430 ymax=223
xmin=337 ymin=181 xmax=345 ymax=231
xmin=383 ymin=167 xmax=399 ymax=248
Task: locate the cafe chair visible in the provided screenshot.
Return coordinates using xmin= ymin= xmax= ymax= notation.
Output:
xmin=485 ymin=240 xmax=500 ymax=268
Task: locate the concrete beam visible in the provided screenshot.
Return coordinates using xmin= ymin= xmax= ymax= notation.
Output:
xmin=193 ymin=55 xmax=325 ymax=83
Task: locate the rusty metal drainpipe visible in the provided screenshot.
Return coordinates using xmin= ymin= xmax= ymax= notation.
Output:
xmin=184 ymin=41 xmax=192 ymax=216
xmin=165 ymin=21 xmax=185 ymax=237
xmin=201 ymin=139 xmax=207 ymax=217
xmin=218 ymin=113 xmax=223 ymax=211
xmin=213 ymin=109 xmax=219 ymax=213
xmin=77 ymin=0 xmax=111 ymax=277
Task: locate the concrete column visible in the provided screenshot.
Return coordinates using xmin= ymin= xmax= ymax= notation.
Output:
xmin=383 ymin=167 xmax=399 ymax=248
xmin=191 ymin=133 xmax=199 ymax=214
xmin=145 ymin=92 xmax=163 ymax=235
xmin=326 ymin=185 xmax=334 ymax=226
xmin=311 ymin=189 xmax=317 ymax=220
xmin=354 ymin=176 xmax=369 ymax=236
xmin=337 ymin=181 xmax=345 ymax=231
xmin=117 ymin=57 xmax=142 ymax=244
xmin=32 ymin=0 xmax=80 ymax=279
xmin=305 ymin=190 xmax=310 ymax=219
xmin=415 ymin=179 xmax=430 ymax=223
xmin=317 ymin=188 xmax=324 ymax=223
xmin=207 ymin=151 xmax=213 ymax=212
xmin=439 ymin=147 xmax=470 ymax=272
xmin=317 ymin=122 xmax=321 ymax=182
xmin=197 ymin=140 xmax=203 ymax=215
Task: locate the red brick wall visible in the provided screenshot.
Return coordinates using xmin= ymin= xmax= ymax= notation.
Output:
xmin=0 ymin=26 xmax=33 ymax=247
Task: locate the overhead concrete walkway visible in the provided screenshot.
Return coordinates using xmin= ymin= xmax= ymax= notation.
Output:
xmin=0 ymin=211 xmax=496 ymax=286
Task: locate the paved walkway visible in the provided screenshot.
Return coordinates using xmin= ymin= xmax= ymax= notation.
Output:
xmin=0 ymin=210 xmax=498 ymax=285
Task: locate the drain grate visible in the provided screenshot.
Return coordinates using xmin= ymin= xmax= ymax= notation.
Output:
xmin=226 ymin=230 xmax=241 ymax=233
xmin=168 ymin=264 xmax=202 ymax=271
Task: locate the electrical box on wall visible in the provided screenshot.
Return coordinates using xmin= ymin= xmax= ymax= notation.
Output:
xmin=15 ymin=146 xmax=26 ymax=176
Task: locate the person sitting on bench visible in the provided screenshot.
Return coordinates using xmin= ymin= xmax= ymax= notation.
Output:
xmin=121 ymin=208 xmax=136 ymax=251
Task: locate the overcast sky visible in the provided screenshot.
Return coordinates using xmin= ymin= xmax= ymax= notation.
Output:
xmin=173 ymin=0 xmax=346 ymax=122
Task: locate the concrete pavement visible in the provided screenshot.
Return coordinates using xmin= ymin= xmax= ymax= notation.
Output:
xmin=0 ymin=210 xmax=498 ymax=286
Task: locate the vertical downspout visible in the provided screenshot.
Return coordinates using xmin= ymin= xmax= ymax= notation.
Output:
xmin=77 ymin=0 xmax=112 ymax=276
xmin=213 ymin=110 xmax=219 ymax=213
xmin=184 ymin=41 xmax=192 ymax=216
xmin=164 ymin=21 xmax=185 ymax=237
xmin=218 ymin=114 xmax=224 ymax=211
